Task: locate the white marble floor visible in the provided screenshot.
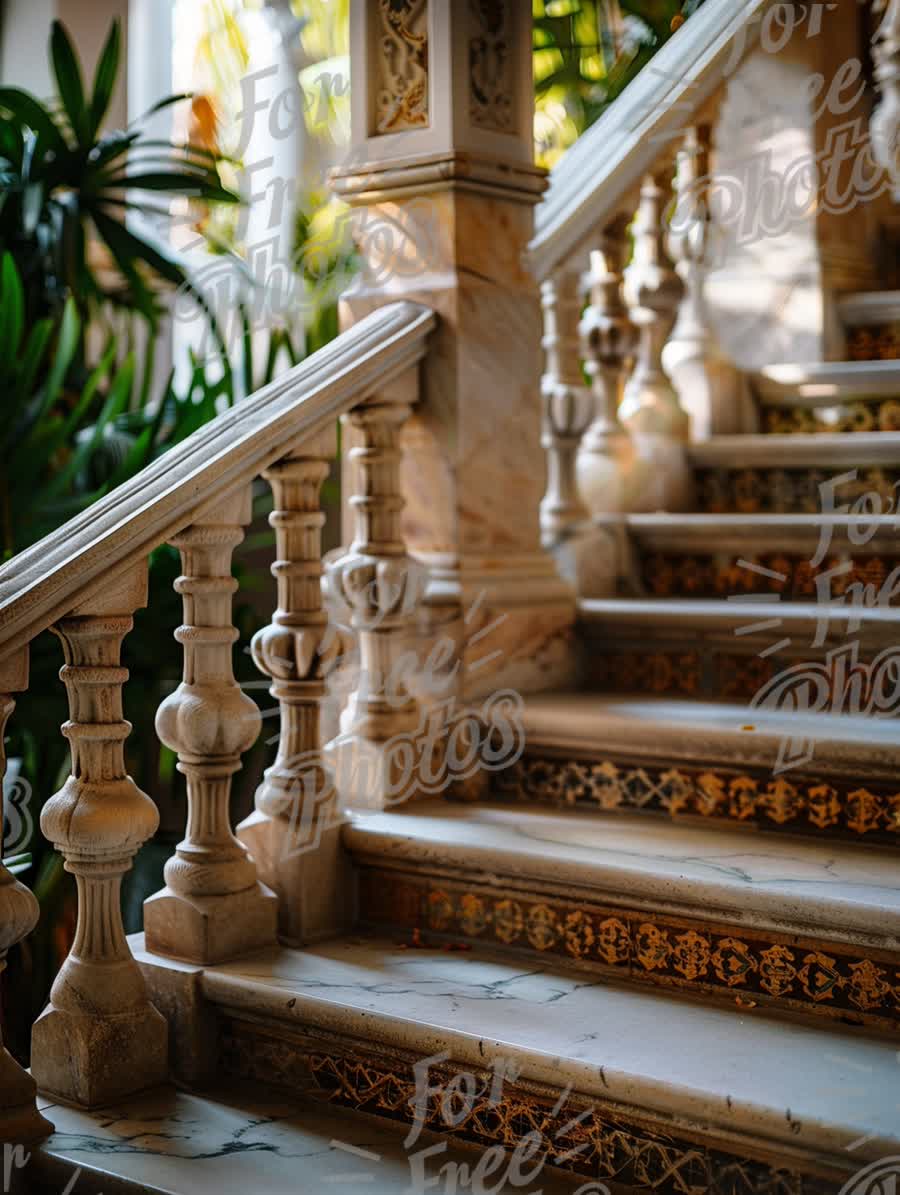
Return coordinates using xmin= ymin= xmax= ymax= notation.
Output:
xmin=32 ymin=1082 xmax=581 ymax=1194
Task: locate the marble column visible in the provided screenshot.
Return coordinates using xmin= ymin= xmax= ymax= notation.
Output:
xmin=331 ymin=0 xmax=576 ymax=705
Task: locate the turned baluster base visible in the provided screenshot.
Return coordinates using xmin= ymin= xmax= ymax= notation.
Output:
xmin=143 ymin=883 xmax=277 ymax=966
xmin=0 ymin=1048 xmax=52 ymax=1144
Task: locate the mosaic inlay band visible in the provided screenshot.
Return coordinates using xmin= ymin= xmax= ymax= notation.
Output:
xmin=358 ymin=869 xmax=900 ymax=1029
xmin=761 ymin=398 xmax=900 ymax=434
xmin=219 ymin=1018 xmax=839 ymax=1195
xmin=639 ymin=553 xmax=900 ymax=601
xmin=696 ymin=467 xmax=900 ymax=515
xmin=497 ymin=755 xmax=900 ymax=840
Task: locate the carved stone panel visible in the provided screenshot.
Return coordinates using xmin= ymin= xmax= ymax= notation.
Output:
xmin=468 ymin=0 xmax=514 ymax=133
xmin=374 ymin=0 xmax=429 ymax=133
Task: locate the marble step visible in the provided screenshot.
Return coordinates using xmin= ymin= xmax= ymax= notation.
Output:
xmin=134 ymin=933 xmax=900 ymax=1194
xmin=577 ymin=596 xmax=900 ymax=702
xmin=838 ymin=290 xmax=900 ymax=361
xmin=751 ymin=360 xmax=900 ymax=435
xmin=687 ymin=433 xmax=900 ymax=513
xmin=344 ymin=798 xmax=900 ymax=1030
xmin=27 ymin=1080 xmax=579 ymax=1195
xmin=624 ymin=513 xmax=900 ymax=601
xmin=509 ymin=691 xmax=899 ymax=843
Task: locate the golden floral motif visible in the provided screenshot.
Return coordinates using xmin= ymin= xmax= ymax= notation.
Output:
xmin=847 ymin=960 xmax=892 ymax=1011
xmin=427 ymin=889 xmax=454 ymax=932
xmin=761 ymin=778 xmax=803 ymax=825
xmin=711 ymin=938 xmax=758 ymax=987
xmin=459 ymin=893 xmax=488 ymax=937
xmin=636 ymin=923 xmax=671 ymax=972
xmin=759 ymin=946 xmax=798 ymax=997
xmin=729 ymin=776 xmax=759 ymax=821
xmin=375 ymin=0 xmax=430 ymax=133
xmin=660 ymin=770 xmax=694 ymax=815
xmin=798 ymin=952 xmax=844 ymax=1002
xmin=696 ymin=772 xmax=728 ymax=816
xmin=527 ymin=904 xmax=559 ymax=951
xmin=806 ymin=784 xmax=841 ymax=830
xmin=564 ymin=910 xmax=596 ymax=960
xmin=591 ymin=761 xmax=624 ymax=810
xmin=493 ymin=899 xmax=523 ymax=944
xmin=596 ymin=917 xmax=631 ymax=966
xmin=846 ymin=789 xmax=884 ymax=835
xmin=672 ymin=930 xmax=711 ymax=981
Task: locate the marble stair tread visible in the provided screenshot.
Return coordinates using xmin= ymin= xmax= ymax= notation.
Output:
xmin=182 ymin=935 xmax=900 ymax=1165
xmin=689 ymin=431 xmax=900 ymax=468
xmin=752 ymin=360 xmax=900 ymax=405
xmin=838 ymin=290 xmax=900 ymax=326
xmin=624 ymin=511 xmax=900 ymax=554
xmin=30 ymin=1081 xmax=574 ymax=1195
xmin=578 ymin=596 xmax=900 ymax=647
xmin=343 ymin=799 xmax=900 ymax=946
xmin=518 ymin=691 xmax=899 ymax=780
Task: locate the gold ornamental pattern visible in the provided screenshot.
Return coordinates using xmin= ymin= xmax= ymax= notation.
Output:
xmin=359 ymin=869 xmax=900 ymax=1028
xmin=499 ymin=755 xmax=900 ymax=841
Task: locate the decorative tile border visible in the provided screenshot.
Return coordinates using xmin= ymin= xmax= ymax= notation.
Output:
xmin=498 ymin=755 xmax=900 ymax=840
xmin=638 ymin=552 xmax=900 ymax=602
xmin=695 ymin=467 xmax=900 ymax=515
xmin=762 ymin=398 xmax=900 ymax=434
xmin=581 ymin=645 xmax=887 ymax=702
xmin=358 ymin=869 xmax=900 ymax=1030
xmin=847 ymin=325 xmax=900 ymax=361
xmin=219 ymin=1016 xmax=842 ymax=1195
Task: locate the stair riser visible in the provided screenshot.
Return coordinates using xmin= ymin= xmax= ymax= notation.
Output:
xmin=217 ymin=1012 xmax=850 ymax=1195
xmin=638 ymin=549 xmax=900 ymax=602
xmin=578 ymin=635 xmax=898 ymax=705
xmin=696 ymin=466 xmax=900 ymax=514
xmin=496 ymin=754 xmax=900 ymax=844
xmin=353 ymin=866 xmax=900 ymax=1033
xmin=847 ymin=324 xmax=900 ymax=361
xmin=761 ymin=397 xmax=900 ymax=435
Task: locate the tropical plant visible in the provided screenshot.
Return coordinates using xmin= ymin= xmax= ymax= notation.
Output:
xmin=533 ymin=0 xmax=708 ymax=167
xmin=0 ymin=18 xmax=238 ymax=339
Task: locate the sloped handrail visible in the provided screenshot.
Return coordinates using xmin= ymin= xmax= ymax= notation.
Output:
xmin=0 ymin=300 xmax=436 ymax=658
xmin=528 ymin=0 xmax=777 ymax=281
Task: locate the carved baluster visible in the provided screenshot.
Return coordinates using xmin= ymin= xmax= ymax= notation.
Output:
xmin=576 ymin=220 xmax=639 ymax=514
xmin=0 ymin=651 xmax=52 ymax=1141
xmin=237 ymin=432 xmax=346 ymax=945
xmin=620 ymin=171 xmax=687 ymax=439
xmin=327 ymin=374 xmax=423 ymax=812
xmin=144 ymin=489 xmax=277 ymax=963
xmin=872 ymin=0 xmax=900 ymax=200
xmin=539 ymin=270 xmax=592 ymax=545
xmin=662 ymin=125 xmax=744 ymax=440
xmin=31 ymin=566 xmax=167 ymax=1106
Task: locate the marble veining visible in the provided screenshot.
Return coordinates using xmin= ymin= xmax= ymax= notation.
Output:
xmin=187 ymin=935 xmax=900 ymax=1163
xmin=34 ymin=1082 xmax=576 ymax=1194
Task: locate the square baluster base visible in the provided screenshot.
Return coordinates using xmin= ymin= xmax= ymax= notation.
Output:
xmin=31 ymin=1003 xmax=167 ymax=1109
xmin=0 ymin=1049 xmax=53 ymax=1143
xmin=237 ymin=810 xmax=353 ymax=947
xmin=143 ymin=882 xmax=278 ymax=965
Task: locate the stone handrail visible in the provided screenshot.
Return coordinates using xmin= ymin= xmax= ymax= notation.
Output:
xmin=0 ymin=301 xmax=435 ymax=658
xmin=528 ymin=0 xmax=776 ymax=284
xmin=0 ymin=298 xmax=435 ymax=1139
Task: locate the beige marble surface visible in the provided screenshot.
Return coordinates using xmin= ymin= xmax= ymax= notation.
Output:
xmin=344 ymin=800 xmax=900 ymax=946
xmin=190 ymin=935 xmax=900 ymax=1165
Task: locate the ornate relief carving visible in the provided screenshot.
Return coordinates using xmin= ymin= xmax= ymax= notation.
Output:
xmin=375 ymin=0 xmax=429 ymax=133
xmin=502 ymin=755 xmax=900 ymax=840
xmin=358 ymin=869 xmax=900 ymax=1028
xmin=468 ymin=0 xmax=514 ymax=132
xmin=221 ymin=1020 xmax=833 ymax=1194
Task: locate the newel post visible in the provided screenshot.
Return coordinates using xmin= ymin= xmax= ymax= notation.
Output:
xmin=31 ymin=564 xmax=167 ymax=1106
xmin=144 ymin=488 xmax=277 ymax=963
xmin=0 ymin=650 xmax=52 ymax=1141
xmin=332 ymin=0 xmax=576 ymax=703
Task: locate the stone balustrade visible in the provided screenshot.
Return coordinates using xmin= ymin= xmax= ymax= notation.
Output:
xmin=0 ymin=301 xmax=435 ymax=1134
